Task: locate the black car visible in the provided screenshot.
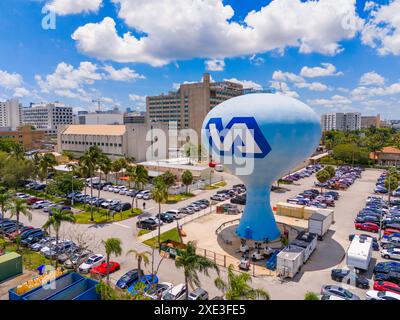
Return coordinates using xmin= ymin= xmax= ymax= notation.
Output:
xmin=156 ymin=213 xmax=174 ymax=223
xmin=330 ymin=269 xmax=370 ymax=289
xmin=136 ymin=219 xmax=157 ymax=230
xmin=373 ymin=262 xmax=400 ymax=274
xmin=116 ymin=269 xmax=142 ymax=289
xmin=113 ymin=202 xmax=132 ymax=212
xmin=374 ymin=271 xmax=400 ymax=285
xmin=231 ymin=195 xmax=246 ymax=205
xmin=355 ymin=215 xmax=380 ymax=224
xmin=20 ymin=233 xmax=45 ymax=247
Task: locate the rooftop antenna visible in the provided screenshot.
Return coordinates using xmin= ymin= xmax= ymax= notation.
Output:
xmin=92 ymin=98 xmax=102 ymax=112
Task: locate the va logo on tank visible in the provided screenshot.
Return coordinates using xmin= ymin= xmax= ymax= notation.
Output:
xmin=204 ymin=117 xmax=272 ymax=158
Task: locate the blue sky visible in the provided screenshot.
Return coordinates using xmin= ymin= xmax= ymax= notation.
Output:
xmin=0 ymin=0 xmax=399 ymax=118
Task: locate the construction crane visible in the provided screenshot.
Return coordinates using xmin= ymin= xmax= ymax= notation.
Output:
xmin=92 ymin=98 xmax=102 ymax=112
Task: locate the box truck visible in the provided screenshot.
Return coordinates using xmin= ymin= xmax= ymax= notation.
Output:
xmin=308 ymin=210 xmax=334 ymax=240
xmin=292 ymin=231 xmax=317 ymax=263
xmin=276 ymin=245 xmax=305 ymax=278
xmin=346 ymin=235 xmax=373 ymax=271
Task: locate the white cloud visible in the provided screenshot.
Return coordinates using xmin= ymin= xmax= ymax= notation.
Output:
xmin=300 ymin=63 xmax=343 ymax=78
xmin=272 ymin=70 xmax=304 ymax=83
xmin=72 ymin=0 xmax=363 ymax=66
xmin=308 ymin=95 xmax=352 ymax=108
xmin=13 ymin=87 xmax=30 ymax=98
xmin=128 ymin=94 xmax=146 ymax=108
xmin=361 ymin=0 xmax=400 ymax=55
xmin=205 ymin=59 xmax=225 ymax=71
xmin=359 ymin=71 xmax=385 ymax=86
xmin=103 ymin=65 xmax=145 ymax=81
xmin=269 ymin=81 xmax=299 ymax=98
xmin=364 ymin=1 xmax=378 ymax=12
xmin=0 ymin=70 xmax=23 ymax=89
xmin=294 ymin=81 xmax=329 ymax=91
xmin=352 ymin=82 xmax=400 ymax=101
xmin=249 ymin=55 xmax=265 ymax=66
xmin=224 ymin=78 xmax=262 ymax=90
xmin=46 ymin=0 xmax=102 ymax=15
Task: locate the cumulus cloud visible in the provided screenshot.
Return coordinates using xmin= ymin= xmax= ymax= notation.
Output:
xmin=272 ymin=69 xmax=330 ymax=92
xmin=300 ymin=63 xmax=343 ymax=78
xmin=361 ymin=0 xmax=400 ymax=55
xmin=205 ymin=59 xmax=225 ymax=71
xmin=71 ymin=0 xmax=363 ymax=66
xmin=13 ymin=87 xmax=30 ymax=98
xmin=294 ymin=81 xmax=329 ymax=92
xmin=103 ymin=65 xmax=145 ymax=81
xmin=0 ymin=70 xmax=23 ymax=89
xmin=359 ymin=71 xmax=385 ymax=86
xmin=46 ymin=0 xmax=102 ymax=15
xmin=224 ymin=78 xmax=262 ymax=90
xmin=128 ymin=94 xmax=146 ymax=108
xmin=308 ymin=95 xmax=352 ymax=108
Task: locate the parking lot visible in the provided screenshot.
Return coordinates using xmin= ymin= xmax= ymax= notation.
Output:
xmin=5 ymin=167 xmax=398 ymax=300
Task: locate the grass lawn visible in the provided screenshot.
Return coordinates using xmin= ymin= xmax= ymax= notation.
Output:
xmin=74 ymin=207 xmax=142 ymax=224
xmin=213 ymin=181 xmax=227 ymax=187
xmin=5 ymin=243 xmax=52 ymax=271
xmin=201 ymin=181 xmax=227 ymax=190
xmin=143 ymin=228 xmax=181 ymax=248
xmin=166 ymin=193 xmax=194 ymax=204
xmin=137 ymin=229 xmax=151 ymax=237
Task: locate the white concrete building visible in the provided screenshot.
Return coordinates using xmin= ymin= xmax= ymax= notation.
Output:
xmin=0 ymin=99 xmax=22 ymax=130
xmin=22 ymin=102 xmax=73 ymax=135
xmin=321 ymin=112 xmax=361 ymax=131
xmin=57 ymin=123 xmax=169 ymax=162
xmin=78 ymin=112 xmax=124 ymax=125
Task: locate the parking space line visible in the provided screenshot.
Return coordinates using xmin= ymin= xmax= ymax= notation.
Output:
xmin=114 ymin=223 xmax=132 ymax=229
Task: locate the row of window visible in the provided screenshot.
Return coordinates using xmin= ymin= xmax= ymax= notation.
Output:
xmin=62 ymin=140 xmax=122 ymax=147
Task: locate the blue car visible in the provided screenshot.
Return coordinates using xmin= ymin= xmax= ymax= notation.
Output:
xmin=128 ymin=274 xmax=159 ymax=294
xmin=373 ymin=261 xmax=400 ymax=274
xmin=116 ymin=269 xmax=141 ymax=289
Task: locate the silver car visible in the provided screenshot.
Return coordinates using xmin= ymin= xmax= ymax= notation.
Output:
xmin=320 ymin=285 xmax=360 ymax=300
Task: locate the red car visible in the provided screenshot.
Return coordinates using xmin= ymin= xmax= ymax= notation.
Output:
xmin=355 ymin=222 xmax=379 ymax=233
xmin=373 ymin=281 xmax=400 ymax=294
xmin=90 ymin=261 xmax=120 ymax=277
xmin=27 ymin=197 xmax=42 ymax=205
xmin=384 ymin=228 xmax=400 ymax=236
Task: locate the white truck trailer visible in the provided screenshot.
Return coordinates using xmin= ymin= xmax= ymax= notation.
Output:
xmin=292 ymin=231 xmax=317 ymax=263
xmin=276 ymin=245 xmax=305 ymax=278
xmin=346 ymin=235 xmax=373 ymax=271
xmin=308 ymin=210 xmax=334 ymax=240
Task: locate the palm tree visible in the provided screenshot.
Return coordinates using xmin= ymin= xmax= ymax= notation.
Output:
xmin=102 ymin=238 xmax=122 ymax=283
xmin=42 ymin=208 xmax=76 ymax=268
xmin=0 ymin=192 xmax=11 ymax=237
xmin=38 ymin=153 xmax=57 ymax=188
xmin=129 ymin=165 xmax=149 ymax=209
xmin=111 ymin=159 xmax=124 ymax=183
xmin=182 ymin=170 xmax=193 ymax=194
xmin=9 ymin=198 xmax=32 ymax=251
xmin=126 ymin=249 xmax=150 ymax=278
xmin=151 ymin=177 xmax=168 ymax=250
xmin=214 ymin=264 xmax=270 ymax=300
xmin=97 ymin=155 xmax=112 ymax=205
xmin=7 ymin=143 xmax=25 ymax=161
xmin=80 ymin=146 xmax=104 ymax=221
xmin=175 ymin=241 xmax=219 ymax=300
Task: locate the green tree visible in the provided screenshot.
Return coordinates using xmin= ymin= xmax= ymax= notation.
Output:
xmin=214 ymin=264 xmax=270 ymax=300
xmin=80 ymin=146 xmax=104 ymax=221
xmin=97 ymin=155 xmax=112 ymax=207
xmin=1 ymin=158 xmax=35 ymax=189
xmin=38 ymin=153 xmax=57 ymax=187
xmin=367 ymin=134 xmax=385 ymax=163
xmin=0 ymin=192 xmax=12 ymax=237
xmin=7 ymin=143 xmax=25 ymax=161
xmin=42 ymin=208 xmax=76 ymax=268
xmin=316 ymin=169 xmax=330 ymax=192
xmin=151 ymin=177 xmax=168 ymax=249
xmin=126 ymin=249 xmax=150 ymax=279
xmin=161 ymin=170 xmax=176 ymax=190
xmin=129 ymin=165 xmax=149 ymax=209
xmin=182 ymin=170 xmax=193 ymax=194
xmin=9 ymin=198 xmax=32 ymax=251
xmin=175 ymin=241 xmax=219 ymax=300
xmin=305 ymin=291 xmax=320 ymax=300
xmin=102 ymin=238 xmax=123 ymax=283
xmin=385 ymin=169 xmax=399 ymax=204
xmin=47 ymin=173 xmax=84 ymax=197
xmin=324 ymin=165 xmax=336 ymax=178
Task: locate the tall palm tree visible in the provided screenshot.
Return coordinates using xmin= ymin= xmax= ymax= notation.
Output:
xmin=111 ymin=159 xmax=124 ymax=184
xmin=175 ymin=241 xmax=219 ymax=300
xmin=214 ymin=264 xmax=270 ymax=300
xmin=126 ymin=249 xmax=150 ymax=278
xmin=80 ymin=146 xmax=104 ymax=221
xmin=102 ymin=238 xmax=122 ymax=283
xmin=97 ymin=155 xmax=112 ymax=208
xmin=151 ymin=177 xmax=168 ymax=250
xmin=0 ymin=192 xmax=11 ymax=237
xmin=42 ymin=208 xmax=76 ymax=268
xmin=9 ymin=198 xmax=32 ymax=251
xmin=38 ymin=153 xmax=57 ymax=188
xmin=129 ymin=165 xmax=149 ymax=209
xmin=7 ymin=143 xmax=25 ymax=161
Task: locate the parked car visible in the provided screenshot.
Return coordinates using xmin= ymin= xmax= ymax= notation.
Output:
xmin=78 ymin=254 xmax=105 ymax=273
xmin=355 ymin=222 xmax=379 ymax=233
xmin=162 ymin=283 xmax=187 ymax=300
xmin=381 ymin=248 xmax=400 ymax=260
xmin=144 ymin=282 xmax=174 ymax=300
xmin=156 ymin=213 xmax=174 ymax=223
xmin=330 ymin=269 xmax=370 ymax=289
xmin=90 ymin=261 xmax=121 ymax=277
xmin=188 ymin=288 xmax=209 ymax=300
xmin=64 ymin=250 xmax=92 ymax=269
xmin=366 ymin=290 xmax=400 ymax=300
xmin=373 ymin=281 xmax=400 ymax=294
xmin=320 ymin=285 xmax=360 ymax=300
xmin=116 ymin=269 xmax=142 ymax=290
xmin=136 ymin=219 xmax=157 ymax=230
xmin=373 ymin=262 xmax=400 ymax=274
xmin=374 ymin=271 xmax=400 ymax=285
